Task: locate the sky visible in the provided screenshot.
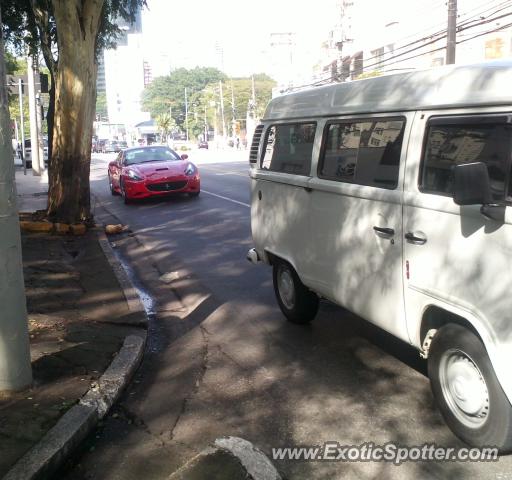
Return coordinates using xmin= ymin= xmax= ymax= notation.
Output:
xmin=141 ymin=0 xmax=339 ymax=77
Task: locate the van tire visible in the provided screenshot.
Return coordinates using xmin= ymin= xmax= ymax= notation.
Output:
xmin=428 ymin=323 xmax=512 ymax=452
xmin=273 ymin=261 xmax=319 ymax=324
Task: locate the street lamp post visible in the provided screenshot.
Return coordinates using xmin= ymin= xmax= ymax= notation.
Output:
xmin=0 ymin=7 xmax=33 ymax=392
xmin=184 ymin=87 xmax=189 ymax=142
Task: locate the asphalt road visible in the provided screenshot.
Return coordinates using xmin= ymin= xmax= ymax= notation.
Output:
xmin=59 ymin=148 xmax=512 ymax=480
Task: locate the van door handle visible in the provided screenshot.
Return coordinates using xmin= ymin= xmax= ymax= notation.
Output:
xmin=405 ymin=232 xmax=427 ymax=245
xmin=373 ymin=226 xmax=395 ymax=237
xmin=304 ymin=186 xmax=313 ymax=193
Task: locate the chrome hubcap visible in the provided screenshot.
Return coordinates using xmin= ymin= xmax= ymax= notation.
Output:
xmin=440 ymin=349 xmax=489 ymax=428
xmin=278 ymin=267 xmax=295 ymax=310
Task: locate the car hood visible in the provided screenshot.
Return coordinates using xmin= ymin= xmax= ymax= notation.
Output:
xmin=128 ymin=160 xmax=190 ymax=178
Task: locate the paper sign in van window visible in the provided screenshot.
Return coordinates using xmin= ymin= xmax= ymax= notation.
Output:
xmin=261 ymin=123 xmax=316 ymax=175
xmin=320 ymin=119 xmax=405 ymax=189
xmin=421 ymin=122 xmax=512 ymax=202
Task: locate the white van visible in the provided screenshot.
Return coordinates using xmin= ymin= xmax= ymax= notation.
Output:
xmin=248 ymin=60 xmax=512 ymax=451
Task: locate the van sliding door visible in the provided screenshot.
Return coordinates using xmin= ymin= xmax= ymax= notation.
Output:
xmin=306 ymin=115 xmax=413 ymax=342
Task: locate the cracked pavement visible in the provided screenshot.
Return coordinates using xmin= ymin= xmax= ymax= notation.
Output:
xmin=58 ymin=153 xmax=512 ymax=480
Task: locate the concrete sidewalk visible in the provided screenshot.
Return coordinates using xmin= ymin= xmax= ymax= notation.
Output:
xmin=14 ymin=167 xmax=49 ymax=212
xmin=5 ymin=165 xmax=282 ymax=480
xmin=0 ymin=170 xmax=147 ymax=479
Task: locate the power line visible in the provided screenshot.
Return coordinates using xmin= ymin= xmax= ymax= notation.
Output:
xmin=359 ymin=2 xmax=512 ymax=66
xmin=288 ymin=16 xmax=512 ymax=93
xmin=360 ymin=21 xmax=512 ymax=76
xmin=355 ymin=0 xmax=511 ymax=65
xmin=360 ymin=10 xmax=512 ymax=72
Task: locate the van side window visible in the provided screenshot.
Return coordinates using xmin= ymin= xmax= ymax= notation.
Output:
xmin=421 ymin=120 xmax=512 ymax=203
xmin=261 ymin=123 xmax=316 ymax=175
xmin=319 ymin=118 xmax=405 ymax=189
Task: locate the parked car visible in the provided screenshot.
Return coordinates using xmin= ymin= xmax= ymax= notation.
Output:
xmin=24 ymin=138 xmax=49 ymax=168
xmin=247 ymin=60 xmax=512 ymax=452
xmin=102 ymin=140 xmax=118 ymax=153
xmin=197 ymin=140 xmax=209 ymax=149
xmin=107 ymin=146 xmax=200 ymax=204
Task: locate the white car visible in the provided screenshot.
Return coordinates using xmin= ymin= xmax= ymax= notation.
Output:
xmin=23 ymin=138 xmax=49 ymax=168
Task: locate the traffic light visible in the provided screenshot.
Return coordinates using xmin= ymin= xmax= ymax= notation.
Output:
xmin=39 ymin=73 xmax=49 ymax=93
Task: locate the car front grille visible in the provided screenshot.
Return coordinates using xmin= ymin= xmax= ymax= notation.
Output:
xmin=147 ymin=180 xmax=188 ymax=192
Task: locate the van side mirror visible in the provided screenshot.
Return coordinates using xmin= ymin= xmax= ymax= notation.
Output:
xmin=453 ymin=162 xmax=493 ymax=206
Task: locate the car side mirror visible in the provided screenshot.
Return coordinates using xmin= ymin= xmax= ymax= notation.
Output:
xmin=181 ymin=154 xmax=189 ymax=160
xmin=453 ymin=162 xmax=493 ymax=206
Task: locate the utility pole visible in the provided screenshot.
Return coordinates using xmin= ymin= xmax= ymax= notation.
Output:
xmin=184 ymin=87 xmax=189 ymax=142
xmin=18 ymin=79 xmax=26 ymax=175
xmin=204 ymin=105 xmax=208 ymax=142
xmin=230 ymin=81 xmax=236 ymax=140
xmin=251 ymin=75 xmax=256 ymax=106
xmin=27 ymin=54 xmax=41 ymax=176
xmin=0 ymin=7 xmax=33 ymax=392
xmin=446 ymin=0 xmax=457 ymax=65
xmin=219 ymin=81 xmax=226 ymax=140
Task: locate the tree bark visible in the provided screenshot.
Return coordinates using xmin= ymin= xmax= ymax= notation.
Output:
xmin=47 ymin=0 xmax=104 ymax=224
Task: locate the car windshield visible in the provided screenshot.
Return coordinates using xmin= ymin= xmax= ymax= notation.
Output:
xmin=125 ymin=147 xmax=182 ymax=165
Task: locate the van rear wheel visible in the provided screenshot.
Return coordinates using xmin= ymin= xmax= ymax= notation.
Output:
xmin=428 ymin=323 xmax=512 ymax=452
xmin=273 ymin=261 xmax=319 ymax=324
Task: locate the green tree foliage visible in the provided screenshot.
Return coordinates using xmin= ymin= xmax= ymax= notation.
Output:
xmin=155 ymin=113 xmax=174 ymax=141
xmin=141 ymin=67 xmax=227 ymax=124
xmin=142 ymin=69 xmax=276 ymax=139
xmin=96 ymin=92 xmax=108 ymax=121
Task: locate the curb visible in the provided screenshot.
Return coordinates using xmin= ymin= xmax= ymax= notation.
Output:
xmin=168 ymin=437 xmax=282 ymax=480
xmin=97 ymin=229 xmax=148 ymax=323
xmin=3 ymin=232 xmax=148 ymax=480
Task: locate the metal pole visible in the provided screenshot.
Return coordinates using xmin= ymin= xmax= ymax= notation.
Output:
xmin=204 ymin=105 xmax=207 ymax=142
xmin=184 ymin=87 xmax=189 ymax=142
xmin=230 ymin=81 xmax=236 ymax=140
xmin=0 ymin=6 xmax=33 ymax=392
xmin=219 ymin=81 xmax=226 ymax=140
xmin=18 ymin=79 xmax=26 ymax=176
xmin=27 ymin=54 xmax=41 ymax=176
xmin=446 ymin=0 xmax=457 ymax=65
xmin=251 ymin=75 xmax=256 ymax=106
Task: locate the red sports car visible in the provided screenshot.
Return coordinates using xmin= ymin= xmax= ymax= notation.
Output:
xmin=107 ymin=146 xmax=200 ymax=204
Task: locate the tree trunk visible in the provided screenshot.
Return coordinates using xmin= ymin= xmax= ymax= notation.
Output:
xmin=47 ymin=0 xmax=104 ymax=224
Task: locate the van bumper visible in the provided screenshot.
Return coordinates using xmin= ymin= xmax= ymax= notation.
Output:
xmin=246 ymin=248 xmax=261 ymax=265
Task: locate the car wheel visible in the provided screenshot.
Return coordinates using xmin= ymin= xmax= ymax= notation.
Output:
xmin=189 ymin=190 xmax=200 ymax=197
xmin=120 ymin=179 xmax=131 ymax=205
xmin=108 ymin=173 xmax=117 ymax=196
xmin=272 ymin=260 xmax=319 ymax=324
xmin=428 ymin=323 xmax=512 ymax=452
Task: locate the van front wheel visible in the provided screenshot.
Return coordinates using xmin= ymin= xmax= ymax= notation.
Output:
xmin=273 ymin=261 xmax=319 ymax=324
xmin=428 ymin=323 xmax=512 ymax=452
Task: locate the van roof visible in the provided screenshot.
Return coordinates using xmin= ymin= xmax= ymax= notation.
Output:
xmin=263 ymin=60 xmax=512 ymax=121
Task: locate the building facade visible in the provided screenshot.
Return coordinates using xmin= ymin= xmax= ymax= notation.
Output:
xmin=320 ymin=0 xmax=512 ymax=82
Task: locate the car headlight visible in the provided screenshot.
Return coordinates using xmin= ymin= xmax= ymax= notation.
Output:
xmin=126 ymin=169 xmax=143 ymax=181
xmin=184 ymin=163 xmax=196 ymax=176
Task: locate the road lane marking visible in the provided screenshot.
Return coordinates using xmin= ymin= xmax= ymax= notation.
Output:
xmin=214 ymin=172 xmax=247 ymax=177
xmin=200 ymin=166 xmax=248 ymax=176
xmin=201 ymin=189 xmax=250 ymax=208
